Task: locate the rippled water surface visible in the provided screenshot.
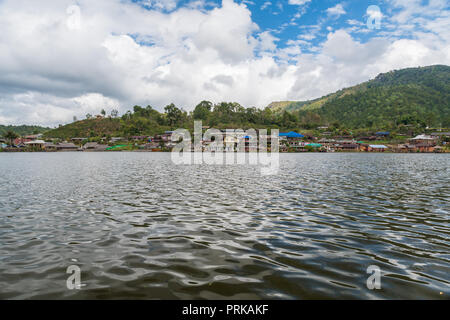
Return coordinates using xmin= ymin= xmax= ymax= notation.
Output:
xmin=0 ymin=152 xmax=449 ymax=299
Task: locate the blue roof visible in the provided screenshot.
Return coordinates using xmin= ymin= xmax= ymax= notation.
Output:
xmin=376 ymin=131 xmax=390 ymax=135
xmin=279 ymin=131 xmax=304 ymax=138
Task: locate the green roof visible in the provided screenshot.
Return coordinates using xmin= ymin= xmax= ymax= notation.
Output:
xmin=306 ymin=143 xmax=322 ymax=148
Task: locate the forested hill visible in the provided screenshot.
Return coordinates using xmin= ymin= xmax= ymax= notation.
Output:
xmin=0 ymin=124 xmax=50 ymax=136
xmin=28 ymin=65 xmax=450 ymax=140
xmin=269 ymin=65 xmax=450 ymax=128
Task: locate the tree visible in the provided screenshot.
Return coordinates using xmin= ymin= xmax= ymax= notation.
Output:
xmin=164 ymin=103 xmax=182 ymax=127
xmin=73 ymin=116 xmax=77 ymax=122
xmin=193 ymin=101 xmax=212 ymax=120
xmin=110 ymin=109 xmax=119 ymax=118
xmin=280 ymin=110 xmax=297 ymax=129
xmin=4 ymin=131 xmax=18 ymax=146
xmin=86 ymin=113 xmax=92 ymax=119
xmin=100 ymin=109 xmax=106 ymax=117
xmin=122 ymin=111 xmax=132 ymax=121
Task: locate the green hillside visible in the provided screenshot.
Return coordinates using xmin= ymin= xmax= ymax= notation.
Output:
xmin=42 ymin=65 xmax=450 ymax=139
xmin=269 ymin=65 xmax=450 ymax=128
xmin=0 ymin=125 xmax=50 ymax=137
xmin=43 ymin=105 xmax=174 ymax=139
xmin=45 ymin=118 xmax=123 ymax=139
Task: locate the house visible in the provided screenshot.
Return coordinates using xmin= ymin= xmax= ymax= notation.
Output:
xmin=142 ymin=142 xmax=160 ymax=151
xmin=368 ymin=144 xmax=388 ymax=152
xmin=336 ymin=143 xmax=360 ymax=151
xmin=25 ymin=140 xmax=46 ymax=149
xmin=410 ymin=134 xmax=437 ymax=145
xmin=394 ymin=144 xmax=409 ymax=153
xmin=162 ymin=132 xmax=174 ymax=141
xmin=57 ymin=143 xmax=79 ymax=151
xmin=305 ymin=143 xmax=323 ymax=149
xmin=358 ymin=136 xmax=378 ymax=141
xmin=44 ymin=142 xmax=58 ymax=151
xmin=131 ymin=136 xmax=149 ymax=141
xmin=13 ymin=137 xmax=33 ymax=146
xmin=414 ymin=143 xmax=435 ymax=153
xmin=224 ymin=135 xmax=238 ymax=152
xmin=430 ymin=132 xmax=450 ymax=140
xmin=375 ymin=132 xmax=390 ymax=137
xmin=279 ymin=131 xmax=304 ymax=148
xmin=395 ymin=144 xmax=429 ymax=153
xmin=83 ymin=142 xmax=108 ymax=151
xmin=110 ymin=137 xmax=125 ymax=143
xmin=71 ymin=138 xmax=87 ymax=144
xmin=433 ymin=146 xmax=445 ymax=153
xmin=279 ymin=131 xmax=304 ymax=139
xmin=24 ymin=134 xmax=43 ymax=140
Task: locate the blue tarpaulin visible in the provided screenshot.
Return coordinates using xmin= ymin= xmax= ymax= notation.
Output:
xmin=279 ymin=131 xmax=304 ymax=138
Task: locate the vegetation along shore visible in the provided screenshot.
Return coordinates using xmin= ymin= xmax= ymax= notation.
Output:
xmin=1 ymin=65 xmax=449 ymax=153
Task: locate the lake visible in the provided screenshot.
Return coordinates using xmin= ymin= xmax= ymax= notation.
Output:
xmin=0 ymin=152 xmax=448 ymax=299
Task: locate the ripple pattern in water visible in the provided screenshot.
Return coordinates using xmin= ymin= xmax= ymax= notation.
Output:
xmin=0 ymin=152 xmax=449 ymax=299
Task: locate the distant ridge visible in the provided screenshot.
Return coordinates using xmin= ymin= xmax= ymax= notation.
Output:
xmin=268 ymin=65 xmax=450 ymax=128
xmin=0 ymin=124 xmax=50 ymax=136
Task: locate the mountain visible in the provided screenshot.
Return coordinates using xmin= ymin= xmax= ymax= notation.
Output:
xmin=269 ymin=65 xmax=450 ymax=128
xmin=42 ymin=65 xmax=450 ymax=139
xmin=0 ymin=124 xmax=50 ymax=137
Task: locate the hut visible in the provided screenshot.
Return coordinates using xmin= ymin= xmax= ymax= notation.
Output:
xmin=336 ymin=143 xmax=360 ymax=151
xmin=368 ymin=144 xmax=388 ymax=152
xmin=25 ymin=140 xmax=46 ymax=149
xmin=57 ymin=143 xmax=79 ymax=151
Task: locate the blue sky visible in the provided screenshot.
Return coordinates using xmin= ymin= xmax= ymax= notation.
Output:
xmin=131 ymin=0 xmax=409 ymax=51
xmin=0 ymin=0 xmax=449 ymax=125
xmin=241 ymin=0 xmax=380 ymax=48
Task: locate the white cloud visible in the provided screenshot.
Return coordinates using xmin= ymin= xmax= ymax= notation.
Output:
xmin=288 ymin=0 xmax=311 ymax=6
xmin=347 ymin=19 xmax=363 ymax=26
xmin=260 ymin=1 xmax=271 ymax=10
xmin=137 ymin=0 xmax=178 ymax=11
xmin=326 ymin=3 xmax=346 ymax=18
xmin=0 ymin=0 xmax=449 ymax=126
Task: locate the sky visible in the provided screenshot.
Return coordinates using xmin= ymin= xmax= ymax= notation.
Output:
xmin=0 ymin=0 xmax=449 ymax=126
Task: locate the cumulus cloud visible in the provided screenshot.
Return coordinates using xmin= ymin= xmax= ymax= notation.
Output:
xmin=326 ymin=3 xmax=346 ymax=18
xmin=0 ymin=0 xmax=449 ymax=126
xmin=288 ymin=0 xmax=311 ymax=6
xmin=260 ymin=1 xmax=271 ymax=11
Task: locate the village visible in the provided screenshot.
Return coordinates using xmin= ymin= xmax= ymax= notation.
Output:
xmin=1 ymin=129 xmax=449 ymax=153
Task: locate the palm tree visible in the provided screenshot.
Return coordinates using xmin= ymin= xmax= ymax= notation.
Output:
xmin=4 ymin=131 xmax=18 ymax=146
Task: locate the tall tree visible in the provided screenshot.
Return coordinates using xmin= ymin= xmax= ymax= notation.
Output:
xmin=4 ymin=131 xmax=18 ymax=146
xmin=193 ymin=101 xmax=212 ymax=120
xmin=164 ymin=103 xmax=182 ymax=127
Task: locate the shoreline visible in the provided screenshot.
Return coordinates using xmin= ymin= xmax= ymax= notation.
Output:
xmin=1 ymin=150 xmax=448 ymax=154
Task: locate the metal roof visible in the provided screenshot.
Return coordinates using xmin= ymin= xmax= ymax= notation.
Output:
xmin=279 ymin=131 xmax=304 ymax=138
